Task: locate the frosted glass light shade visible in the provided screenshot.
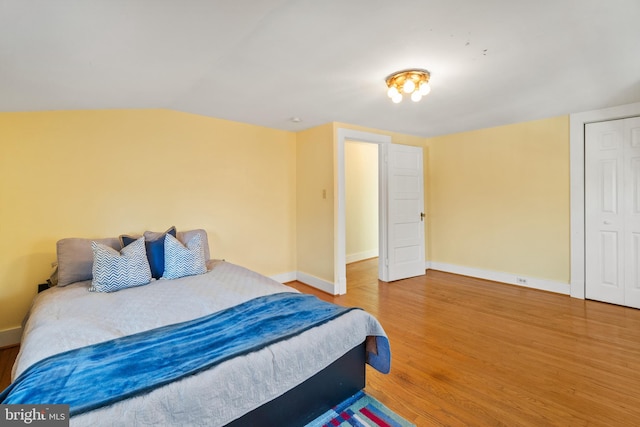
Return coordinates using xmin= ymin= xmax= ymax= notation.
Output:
xmin=419 ymin=82 xmax=431 ymax=95
xmin=402 ymin=79 xmax=415 ymax=93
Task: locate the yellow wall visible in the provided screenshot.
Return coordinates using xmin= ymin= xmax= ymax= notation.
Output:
xmin=425 ymin=116 xmax=570 ymax=283
xmin=0 ymin=109 xmax=572 ymax=334
xmin=0 ymin=109 xmax=297 ymax=331
xmin=295 ymin=123 xmax=335 ymax=282
xmin=345 ymin=141 xmax=378 ymax=261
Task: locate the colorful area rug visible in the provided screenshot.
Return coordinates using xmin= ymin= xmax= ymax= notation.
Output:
xmin=306 ymin=391 xmax=415 ymax=427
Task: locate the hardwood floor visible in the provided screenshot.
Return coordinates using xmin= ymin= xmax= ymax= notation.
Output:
xmin=0 ymin=345 xmax=18 ymax=390
xmin=288 ymin=258 xmax=640 ymax=426
xmin=2 ymin=259 xmax=640 ymax=426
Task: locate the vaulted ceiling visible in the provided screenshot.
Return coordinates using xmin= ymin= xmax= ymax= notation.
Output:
xmin=1 ymin=0 xmax=639 ymax=137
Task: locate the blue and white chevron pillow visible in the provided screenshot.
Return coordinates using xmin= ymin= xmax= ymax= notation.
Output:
xmin=163 ymin=232 xmax=207 ymax=280
xmin=90 ymin=237 xmax=152 ymax=292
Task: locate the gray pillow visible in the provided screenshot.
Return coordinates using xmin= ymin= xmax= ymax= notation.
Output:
xmin=56 ymin=237 xmax=122 ymax=287
xmin=54 ymin=229 xmax=210 ymax=287
xmin=175 ymin=229 xmax=211 ymax=261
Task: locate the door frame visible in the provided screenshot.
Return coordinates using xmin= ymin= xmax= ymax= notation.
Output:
xmin=570 ymin=101 xmax=640 ymax=299
xmin=336 ymin=128 xmax=391 ymax=294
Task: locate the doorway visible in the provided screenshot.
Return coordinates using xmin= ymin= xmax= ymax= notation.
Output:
xmin=335 ymin=128 xmax=426 ymax=294
xmin=335 ymin=128 xmax=389 ymax=294
xmin=345 ymin=140 xmax=379 ymax=288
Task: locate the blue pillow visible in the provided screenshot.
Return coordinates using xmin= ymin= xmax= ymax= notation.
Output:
xmin=121 ymin=226 xmax=176 ymax=279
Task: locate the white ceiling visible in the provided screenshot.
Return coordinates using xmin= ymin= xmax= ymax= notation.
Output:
xmin=1 ymin=0 xmax=639 ymax=137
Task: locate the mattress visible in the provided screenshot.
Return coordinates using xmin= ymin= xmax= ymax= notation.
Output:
xmin=12 ymin=260 xmax=389 ymax=426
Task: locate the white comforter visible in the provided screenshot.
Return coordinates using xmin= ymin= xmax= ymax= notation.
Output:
xmin=14 ymin=261 xmax=387 ymax=426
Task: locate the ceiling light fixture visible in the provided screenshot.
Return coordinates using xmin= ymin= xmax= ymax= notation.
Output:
xmin=385 ymin=69 xmax=431 ymax=103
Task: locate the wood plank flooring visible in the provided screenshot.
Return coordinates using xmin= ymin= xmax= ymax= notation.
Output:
xmin=0 ymin=345 xmax=18 ymax=390
xmin=2 ymin=259 xmax=640 ymax=426
xmin=287 ymin=258 xmax=640 ymax=426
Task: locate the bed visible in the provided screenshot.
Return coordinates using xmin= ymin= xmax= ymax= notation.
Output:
xmin=1 ymin=228 xmax=390 ymax=426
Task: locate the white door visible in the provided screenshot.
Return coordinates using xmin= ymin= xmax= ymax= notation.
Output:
xmin=383 ymin=144 xmax=426 ymax=281
xmin=585 ymin=116 xmax=640 ymax=308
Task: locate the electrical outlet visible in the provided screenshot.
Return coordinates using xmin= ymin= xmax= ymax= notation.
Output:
xmin=516 ymin=277 xmax=528 ymax=285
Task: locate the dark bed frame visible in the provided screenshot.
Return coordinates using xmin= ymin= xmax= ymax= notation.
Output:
xmin=226 ymin=342 xmax=366 ymax=426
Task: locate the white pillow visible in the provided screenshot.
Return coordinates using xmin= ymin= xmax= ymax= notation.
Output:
xmin=162 ymin=233 xmax=207 ymax=280
xmin=90 ymin=237 xmax=152 ymax=292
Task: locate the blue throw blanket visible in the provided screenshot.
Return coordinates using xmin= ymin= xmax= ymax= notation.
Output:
xmin=0 ymin=292 xmax=369 ymax=416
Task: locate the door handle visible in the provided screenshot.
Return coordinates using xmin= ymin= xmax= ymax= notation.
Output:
xmin=603 ymin=220 xmax=612 ymax=225
xmin=420 ymin=212 xmax=425 ymax=221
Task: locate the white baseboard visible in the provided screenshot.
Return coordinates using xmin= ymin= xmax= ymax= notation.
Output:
xmin=0 ymin=327 xmax=22 ymax=347
xmin=270 ymin=270 xmax=337 ymax=295
xmin=295 ymin=271 xmax=337 ymax=295
xmin=269 ymin=271 xmax=297 ymax=284
xmin=426 ymin=261 xmax=570 ymax=295
xmin=270 ymin=263 xmax=570 ymax=297
xmin=346 ymin=250 xmax=378 ymax=264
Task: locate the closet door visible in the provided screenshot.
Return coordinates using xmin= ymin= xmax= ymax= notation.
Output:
xmin=585 ymin=116 xmax=640 ymax=308
xmin=624 ymin=119 xmax=640 ymax=308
